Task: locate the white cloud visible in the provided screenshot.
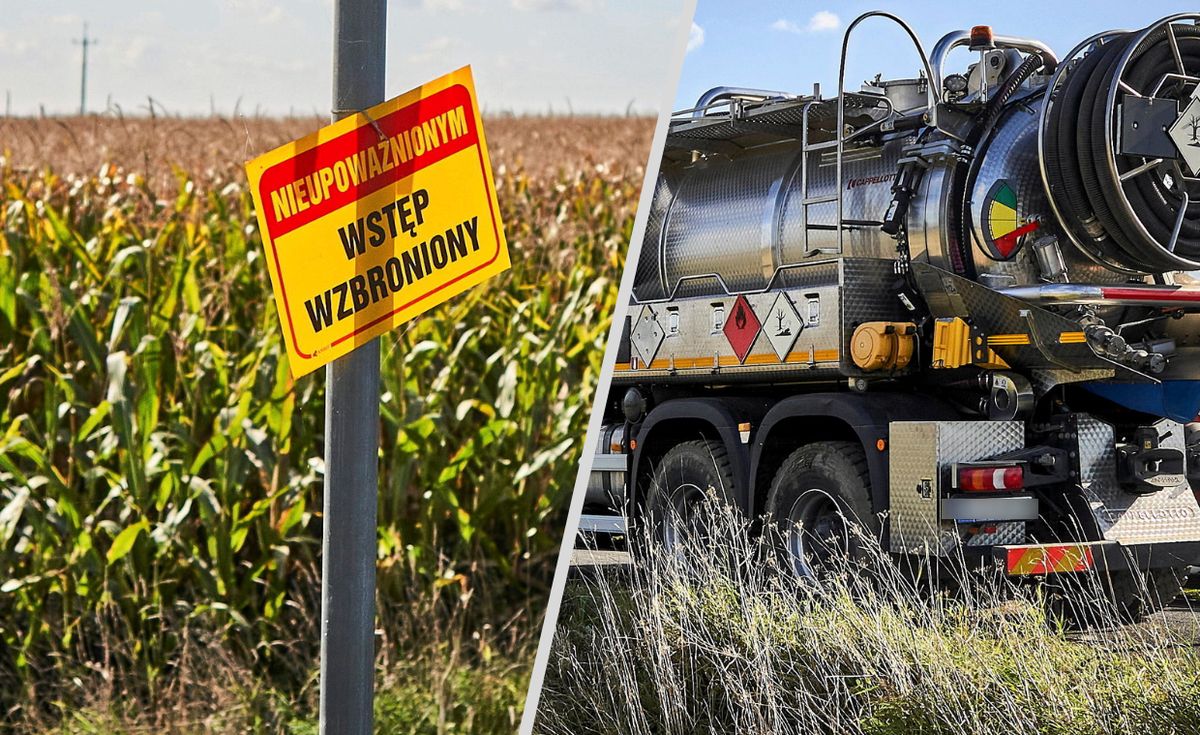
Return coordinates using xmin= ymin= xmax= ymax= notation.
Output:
xmin=687 ymin=22 xmax=704 ymax=53
xmin=402 ymin=0 xmax=465 ymax=10
xmin=770 ymin=18 xmax=802 ymax=34
xmin=405 ymin=35 xmax=457 ymax=64
xmin=259 ymin=5 xmax=284 ymax=24
xmin=807 ymin=10 xmax=840 ymax=33
xmin=0 ymin=29 xmax=36 ymax=57
xmin=771 ymin=11 xmax=840 ymax=35
xmin=222 ymin=0 xmax=285 ymax=25
xmin=120 ymin=36 xmax=152 ymax=68
xmin=510 ymin=0 xmax=598 ymax=11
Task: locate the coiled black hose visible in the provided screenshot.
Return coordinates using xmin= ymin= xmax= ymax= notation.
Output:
xmin=1045 ymin=24 xmax=1200 ymax=272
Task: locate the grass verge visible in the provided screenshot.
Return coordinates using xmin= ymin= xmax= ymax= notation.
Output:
xmin=537 ymin=504 xmax=1200 ymax=735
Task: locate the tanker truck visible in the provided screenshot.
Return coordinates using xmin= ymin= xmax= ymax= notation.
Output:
xmin=583 ymin=12 xmax=1200 ymax=616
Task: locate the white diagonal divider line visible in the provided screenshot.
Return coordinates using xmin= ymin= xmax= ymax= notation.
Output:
xmin=517 ymin=2 xmax=699 ymax=730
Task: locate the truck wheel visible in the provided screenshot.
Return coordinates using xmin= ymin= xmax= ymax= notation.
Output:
xmin=641 ymin=439 xmax=738 ymax=554
xmin=1107 ymin=567 xmax=1184 ymax=621
xmin=1051 ymin=567 xmax=1185 ymax=627
xmin=766 ymin=441 xmax=878 ymax=579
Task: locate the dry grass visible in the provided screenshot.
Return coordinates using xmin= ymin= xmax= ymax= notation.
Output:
xmin=0 ymin=114 xmax=653 ymax=194
xmin=537 ymin=503 xmax=1200 ymax=735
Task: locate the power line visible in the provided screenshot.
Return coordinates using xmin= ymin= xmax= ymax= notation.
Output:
xmin=72 ymin=22 xmax=98 ymax=115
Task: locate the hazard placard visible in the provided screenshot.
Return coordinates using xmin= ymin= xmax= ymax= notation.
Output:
xmin=246 ymin=66 xmax=509 ymax=377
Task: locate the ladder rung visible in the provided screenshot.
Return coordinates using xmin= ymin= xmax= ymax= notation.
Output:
xmin=802 ymin=195 xmax=838 ymax=205
xmin=804 ymin=140 xmax=840 ymax=151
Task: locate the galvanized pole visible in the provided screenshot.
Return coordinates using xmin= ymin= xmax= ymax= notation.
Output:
xmin=73 ymin=23 xmax=97 ymax=115
xmin=321 ymin=2 xmax=385 ymax=734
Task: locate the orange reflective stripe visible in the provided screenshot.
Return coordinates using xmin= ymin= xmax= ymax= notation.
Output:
xmin=1006 ymin=544 xmax=1095 ymax=575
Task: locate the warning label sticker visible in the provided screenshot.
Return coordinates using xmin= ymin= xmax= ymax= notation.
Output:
xmin=1169 ymin=96 xmax=1200 ymax=175
xmin=723 ymin=295 xmax=761 ymax=363
xmin=246 ymin=66 xmax=509 ymax=377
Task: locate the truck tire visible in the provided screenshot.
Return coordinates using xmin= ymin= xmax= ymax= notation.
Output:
xmin=641 ymin=439 xmax=739 ymax=555
xmin=765 ymin=441 xmax=879 ymax=579
xmin=1051 ymin=567 xmax=1186 ymax=628
xmin=1113 ymin=568 xmax=1185 ymax=620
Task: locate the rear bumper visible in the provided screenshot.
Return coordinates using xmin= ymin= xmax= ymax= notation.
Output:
xmin=989 ymin=540 xmax=1200 ymax=575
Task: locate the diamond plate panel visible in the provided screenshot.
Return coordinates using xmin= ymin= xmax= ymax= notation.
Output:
xmin=911 ymin=263 xmax=1152 ymax=382
xmin=1074 ymin=415 xmax=1200 ymax=544
xmin=1028 ymin=368 xmax=1117 ymax=397
xmin=963 ymin=521 xmax=1026 ymax=547
xmin=889 ymin=420 xmax=1025 ymax=556
xmin=840 ymin=258 xmax=916 ymax=376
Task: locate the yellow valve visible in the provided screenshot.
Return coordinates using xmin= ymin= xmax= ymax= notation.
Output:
xmin=850 ymin=322 xmax=916 ymax=371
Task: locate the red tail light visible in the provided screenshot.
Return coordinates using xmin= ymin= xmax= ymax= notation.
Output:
xmin=956 ymin=464 xmax=1024 ymax=492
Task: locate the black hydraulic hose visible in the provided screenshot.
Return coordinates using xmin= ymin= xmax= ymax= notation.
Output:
xmin=1046 ymin=24 xmax=1200 ymax=272
xmin=1078 ymin=37 xmax=1149 ymax=265
xmin=955 ymin=51 xmax=1053 ymax=270
xmin=980 ymin=50 xmax=1049 ymax=136
xmin=1047 ymin=42 xmax=1117 ymax=249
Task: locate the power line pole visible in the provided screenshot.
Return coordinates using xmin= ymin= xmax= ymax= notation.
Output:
xmin=73 ymin=23 xmax=98 ymax=115
xmin=320 ymin=2 xmax=386 ymax=734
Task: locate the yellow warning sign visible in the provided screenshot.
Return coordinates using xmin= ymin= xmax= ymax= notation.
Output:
xmin=246 ymin=66 xmax=509 ymax=377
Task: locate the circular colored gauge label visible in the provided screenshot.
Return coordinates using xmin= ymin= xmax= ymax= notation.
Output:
xmin=982 ymin=179 xmax=1039 ymax=260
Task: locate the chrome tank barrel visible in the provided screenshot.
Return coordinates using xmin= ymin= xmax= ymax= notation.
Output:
xmin=636 ymin=15 xmax=1200 ymax=302
xmin=634 ymin=139 xmax=904 ymax=300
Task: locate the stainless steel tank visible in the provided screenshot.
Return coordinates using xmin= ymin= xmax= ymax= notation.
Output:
xmin=634 ymin=138 xmax=905 ymax=300
xmin=637 ymin=90 xmax=1138 ymax=303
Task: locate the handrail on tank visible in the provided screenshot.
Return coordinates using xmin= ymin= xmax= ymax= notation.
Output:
xmin=836 ymin=12 xmax=939 ymax=253
xmin=689 ymin=86 xmax=797 ymax=118
xmin=635 ymin=258 xmax=842 ymax=305
xmin=930 ymin=31 xmax=1059 ymax=89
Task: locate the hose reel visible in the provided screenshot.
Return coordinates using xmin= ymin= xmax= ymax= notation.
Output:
xmin=1042 ymin=16 xmax=1200 ymax=274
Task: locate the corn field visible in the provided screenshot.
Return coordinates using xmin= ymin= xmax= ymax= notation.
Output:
xmin=0 ymin=115 xmax=651 ymax=731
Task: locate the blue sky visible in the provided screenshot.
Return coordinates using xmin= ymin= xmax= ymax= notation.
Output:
xmin=0 ymin=0 xmax=692 ymax=117
xmin=679 ymin=1 xmax=1199 ymax=111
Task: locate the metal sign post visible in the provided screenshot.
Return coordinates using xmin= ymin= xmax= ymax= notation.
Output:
xmin=73 ymin=23 xmax=98 ymax=115
xmin=243 ymin=8 xmax=506 ymax=732
xmin=321 ymin=1 xmax=386 ymax=733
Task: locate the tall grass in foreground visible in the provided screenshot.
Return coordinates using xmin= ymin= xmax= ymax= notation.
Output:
xmin=538 ymin=504 xmax=1200 ymax=735
xmin=0 ymin=116 xmax=645 ymax=732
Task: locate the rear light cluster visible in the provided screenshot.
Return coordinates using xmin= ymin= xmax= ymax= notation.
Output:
xmin=955 ymin=464 xmax=1024 ymax=492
